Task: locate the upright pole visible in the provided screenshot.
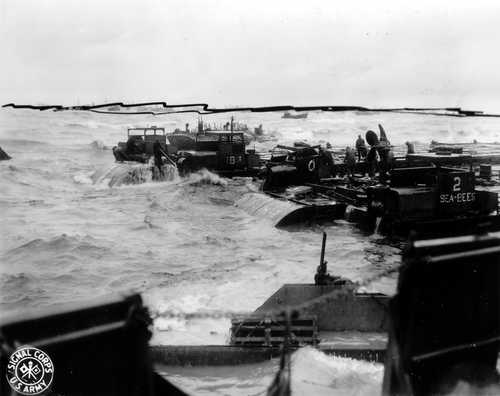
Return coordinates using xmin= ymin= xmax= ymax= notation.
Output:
xmin=320 ymin=231 xmax=327 ymax=269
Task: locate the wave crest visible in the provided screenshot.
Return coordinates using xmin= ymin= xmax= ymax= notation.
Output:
xmin=3 ymin=234 xmax=110 ymax=265
xmin=90 ymin=163 xmax=179 ymax=187
xmin=89 ymin=140 xmax=111 ymax=150
xmin=183 ymin=169 xmax=228 ymax=187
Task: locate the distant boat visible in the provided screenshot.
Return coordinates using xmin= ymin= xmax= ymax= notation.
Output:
xmin=282 ymin=111 xmax=308 ymax=119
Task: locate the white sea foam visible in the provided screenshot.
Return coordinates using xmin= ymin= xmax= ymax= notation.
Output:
xmin=90 ymin=162 xmax=179 ymax=187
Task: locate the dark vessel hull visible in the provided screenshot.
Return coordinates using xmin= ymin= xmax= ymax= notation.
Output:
xmin=282 ymin=112 xmax=308 ymax=119
xmin=166 ymin=133 xmax=196 ymax=150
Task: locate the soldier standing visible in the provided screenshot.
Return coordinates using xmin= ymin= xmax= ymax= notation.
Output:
xmin=153 ymin=139 xmax=164 ymax=177
xmin=355 ymin=135 xmax=367 ymax=161
xmin=344 ymin=147 xmax=356 ymax=177
xmin=406 ymin=141 xmax=415 ymax=154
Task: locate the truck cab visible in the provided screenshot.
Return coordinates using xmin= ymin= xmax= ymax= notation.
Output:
xmin=177 ymin=132 xmax=259 ymax=175
xmin=113 ymin=126 xmax=169 ymax=163
xmin=126 ymin=126 xmax=167 ymax=155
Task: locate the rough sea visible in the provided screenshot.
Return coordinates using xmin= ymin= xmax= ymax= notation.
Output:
xmin=2 ymin=108 xmax=500 ymax=395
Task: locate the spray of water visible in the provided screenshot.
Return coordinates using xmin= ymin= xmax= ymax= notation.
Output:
xmin=374 ymin=216 xmax=383 ymax=235
xmin=181 ymin=169 xmax=229 ymax=187
xmin=291 ymin=347 xmax=383 ymax=396
xmin=90 ymin=162 xmax=179 ymax=187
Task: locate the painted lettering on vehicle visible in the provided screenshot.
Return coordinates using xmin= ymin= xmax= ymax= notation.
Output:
xmin=440 ymin=192 xmax=476 ymax=204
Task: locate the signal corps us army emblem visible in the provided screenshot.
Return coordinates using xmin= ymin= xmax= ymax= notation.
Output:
xmin=6 ymin=346 xmax=54 ymax=395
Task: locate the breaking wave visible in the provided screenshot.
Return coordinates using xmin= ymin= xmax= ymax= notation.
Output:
xmin=2 ymin=234 xmax=110 ymax=266
xmin=0 ymin=138 xmax=48 ymax=146
xmin=90 ymin=162 xmax=179 ymax=187
xmin=89 ymin=140 xmax=111 ymax=150
xmin=291 ymin=347 xmax=383 ymax=395
xmin=182 ymin=169 xmax=228 ymax=187
xmin=162 ymin=347 xmax=384 ymax=396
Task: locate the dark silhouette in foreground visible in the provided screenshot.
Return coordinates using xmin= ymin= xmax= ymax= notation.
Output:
xmin=0 ymin=146 xmax=11 ymax=160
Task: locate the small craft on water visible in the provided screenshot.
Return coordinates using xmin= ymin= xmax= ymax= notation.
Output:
xmin=282 ymin=111 xmax=308 ymax=119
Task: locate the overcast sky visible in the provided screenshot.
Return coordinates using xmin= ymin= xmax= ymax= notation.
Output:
xmin=2 ymin=0 xmax=500 ymax=110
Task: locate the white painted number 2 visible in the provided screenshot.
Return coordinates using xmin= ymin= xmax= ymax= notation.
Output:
xmin=453 ymin=176 xmax=461 ymax=192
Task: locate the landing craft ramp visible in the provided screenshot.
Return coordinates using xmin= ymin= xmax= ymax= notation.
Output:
xmin=235 ymin=192 xmax=346 ymax=227
xmin=255 ymin=284 xmax=389 ymax=332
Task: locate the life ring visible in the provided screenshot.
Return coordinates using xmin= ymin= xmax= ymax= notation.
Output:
xmin=308 ymin=159 xmax=316 ymax=172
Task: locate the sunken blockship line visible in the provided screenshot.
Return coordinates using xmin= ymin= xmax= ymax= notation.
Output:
xmin=1 ymin=232 xmax=499 ymax=396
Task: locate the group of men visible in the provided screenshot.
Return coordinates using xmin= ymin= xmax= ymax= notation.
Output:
xmin=342 ymin=125 xmax=396 ymax=178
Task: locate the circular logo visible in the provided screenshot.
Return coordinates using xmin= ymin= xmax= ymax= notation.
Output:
xmin=6 ymin=346 xmax=54 ymax=395
xmin=308 ymin=159 xmax=316 ymax=172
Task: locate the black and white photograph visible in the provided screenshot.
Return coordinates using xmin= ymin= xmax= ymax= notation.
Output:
xmin=1 ymin=1 xmax=500 ymax=395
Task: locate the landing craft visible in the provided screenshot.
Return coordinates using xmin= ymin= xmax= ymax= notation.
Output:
xmin=264 ymin=231 xmax=500 ymax=395
xmin=233 ymin=143 xmax=349 ymax=227
xmin=230 ymin=232 xmax=389 ymax=361
xmin=3 ymin=231 xmax=498 ymax=396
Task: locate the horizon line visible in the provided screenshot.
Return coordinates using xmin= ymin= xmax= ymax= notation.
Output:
xmin=3 ymin=102 xmax=499 ymax=118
